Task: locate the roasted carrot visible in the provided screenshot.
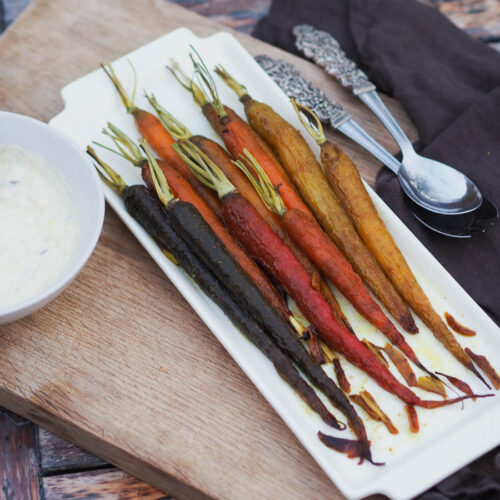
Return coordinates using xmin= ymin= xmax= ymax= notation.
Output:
xmin=350 ymin=391 xmax=398 ymax=435
xmin=141 ymin=142 xmax=376 ymax=464
xmin=236 ymin=149 xmax=437 ymax=380
xmin=169 ymin=57 xmax=312 ymax=217
xmin=465 ymin=348 xmax=500 ymax=390
xmin=173 ymin=139 xmax=488 ymax=411
xmin=96 ymin=124 xmax=289 ymax=319
xmin=213 ymin=65 xmax=418 ymax=335
xmin=143 ymin=90 xmax=353 ymax=331
xmin=292 ymin=101 xmax=492 ymax=385
xmin=405 ymin=405 xmax=419 ymax=433
xmin=444 ymin=312 xmax=476 ymax=337
xmin=101 ymin=63 xmax=222 ymax=219
xmin=88 ymin=147 xmax=343 ymax=432
xmin=333 ymin=358 xmax=351 ymax=394
xmin=189 ymin=134 xmax=352 ymax=331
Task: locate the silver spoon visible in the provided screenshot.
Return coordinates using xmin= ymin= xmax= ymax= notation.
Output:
xmin=293 ymin=24 xmax=483 ymax=216
xmin=255 ymin=55 xmax=497 ymax=238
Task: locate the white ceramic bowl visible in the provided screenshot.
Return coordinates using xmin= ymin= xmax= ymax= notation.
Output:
xmin=0 ymin=111 xmax=104 ymax=324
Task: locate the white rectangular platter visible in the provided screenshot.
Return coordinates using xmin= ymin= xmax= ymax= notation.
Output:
xmin=50 ymin=27 xmax=500 ymax=500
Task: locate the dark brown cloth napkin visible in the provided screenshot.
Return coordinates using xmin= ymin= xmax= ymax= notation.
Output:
xmin=254 ymin=1 xmax=500 ymax=498
xmin=254 ymin=0 xmax=500 ymax=327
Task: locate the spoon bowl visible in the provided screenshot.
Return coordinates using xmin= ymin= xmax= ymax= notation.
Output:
xmin=399 ymin=152 xmax=482 ymax=216
xmin=407 ymin=196 xmax=498 ymax=239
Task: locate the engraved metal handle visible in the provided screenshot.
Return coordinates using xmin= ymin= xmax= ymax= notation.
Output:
xmin=293 ymin=24 xmax=375 ymax=94
xmin=294 ymin=24 xmax=415 ymax=156
xmin=255 ymin=54 xmax=401 ymax=175
xmin=255 ymin=55 xmax=351 ymax=127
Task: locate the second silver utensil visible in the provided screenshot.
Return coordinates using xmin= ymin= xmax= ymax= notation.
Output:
xmin=293 ymin=24 xmax=482 ymax=216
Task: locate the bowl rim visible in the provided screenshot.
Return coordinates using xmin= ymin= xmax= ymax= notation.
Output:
xmin=0 ymin=111 xmax=105 ymax=318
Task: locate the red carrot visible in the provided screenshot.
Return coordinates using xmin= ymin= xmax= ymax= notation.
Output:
xmin=238 ymin=149 xmax=437 ymax=379
xmin=173 ymin=139 xmax=489 ymax=409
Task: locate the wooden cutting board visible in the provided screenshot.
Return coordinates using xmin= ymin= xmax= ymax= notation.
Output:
xmin=0 ymin=1 xmax=417 ymax=498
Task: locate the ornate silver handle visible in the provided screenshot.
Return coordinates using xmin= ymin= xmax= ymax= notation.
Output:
xmin=294 ymin=24 xmax=414 ymax=155
xmin=254 ymin=55 xmax=350 ymax=128
xmin=255 ymin=54 xmax=401 ymax=175
xmin=293 ymin=24 xmax=375 ymax=95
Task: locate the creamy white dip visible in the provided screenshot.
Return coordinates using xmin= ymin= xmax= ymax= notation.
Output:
xmin=0 ymin=145 xmax=80 ymax=309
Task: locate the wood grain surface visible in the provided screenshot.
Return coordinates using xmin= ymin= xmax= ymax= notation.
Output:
xmin=0 ymin=0 xmax=417 ymax=498
xmin=43 ymin=469 xmax=171 ymax=500
xmin=0 ymin=409 xmax=39 ymax=500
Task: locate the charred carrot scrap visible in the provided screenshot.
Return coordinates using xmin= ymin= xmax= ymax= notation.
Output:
xmin=383 ymin=343 xmax=417 ymax=387
xmin=436 ymin=372 xmax=474 ymax=397
xmin=465 ymin=348 xmax=500 ymax=390
xmin=416 ymin=376 xmax=446 ymax=398
xmin=88 ymin=146 xmax=346 ymax=432
xmin=444 ymin=313 xmax=476 ymax=337
xmin=383 ymin=345 xmax=447 ymax=397
xmin=318 ymin=432 xmax=370 ymax=462
xmin=101 ymin=63 xmax=222 ymax=218
xmin=144 ymin=142 xmax=383 ymax=464
xmin=96 ymin=124 xmax=289 ymax=320
xmin=350 ymin=391 xmax=398 ymax=435
xmin=405 ymin=405 xmax=419 ymax=433
xmin=237 ymin=149 xmax=437 ymax=380
xmin=188 ymin=135 xmax=353 ymax=332
xmin=293 ymin=102 xmax=493 ymax=386
xmin=174 ymin=139 xmax=489 ymax=411
xmin=363 ymin=340 xmax=389 ymax=368
xmin=333 ymin=358 xmax=351 ymax=394
xmin=214 ymin=65 xmax=417 ymax=335
xmin=309 ymin=333 xmax=326 ymax=365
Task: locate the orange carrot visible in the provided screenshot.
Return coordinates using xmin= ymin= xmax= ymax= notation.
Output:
xmin=101 ymin=63 xmax=222 ymax=219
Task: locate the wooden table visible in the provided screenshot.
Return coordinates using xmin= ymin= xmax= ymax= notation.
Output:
xmin=0 ymin=1 xmax=498 ymax=499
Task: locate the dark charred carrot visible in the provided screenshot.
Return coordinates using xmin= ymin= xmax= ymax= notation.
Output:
xmin=87 ymin=147 xmax=342 ymax=430
xmin=170 ymin=141 xmax=378 ymax=462
xmin=189 ymin=134 xmax=352 ymax=331
xmin=444 ymin=313 xmax=476 ymax=337
xmin=95 ymin=125 xmax=288 ymax=320
xmin=174 ymin=139 xmax=489 ymax=411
